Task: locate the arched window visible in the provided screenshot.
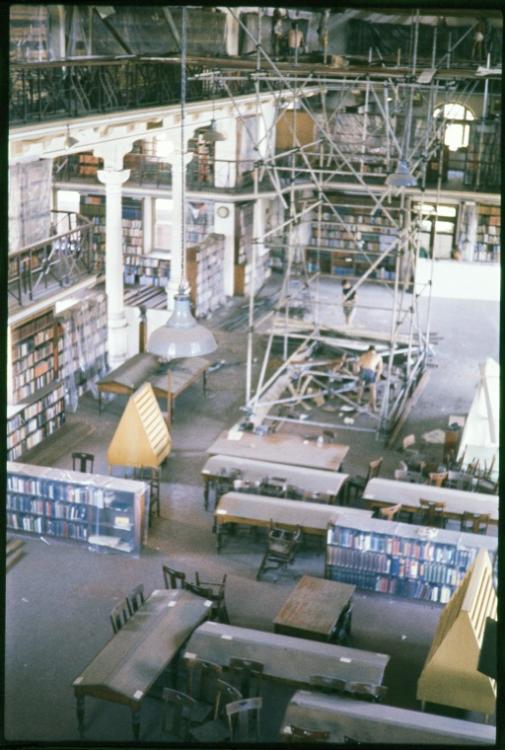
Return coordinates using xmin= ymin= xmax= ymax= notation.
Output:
xmin=434 ymin=103 xmax=475 ymax=151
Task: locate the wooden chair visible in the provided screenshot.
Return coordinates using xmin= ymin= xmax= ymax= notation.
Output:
xmin=162 ymin=564 xmax=187 ymax=590
xmin=126 ymin=584 xmax=145 ymax=615
xmin=309 ymin=674 xmax=347 ymax=694
xmin=189 ymin=679 xmax=242 ymax=743
xmin=287 ymin=725 xmax=331 ymax=743
xmin=346 ymin=457 xmax=383 ymax=504
xmin=184 ymin=657 xmax=223 ymax=723
xmin=134 ymin=466 xmax=160 ymax=525
xmin=226 ymin=696 xmax=262 ymax=742
xmin=378 ymin=503 xmax=402 ymax=521
xmin=460 ymin=511 xmax=490 ymax=535
xmin=161 ymin=687 xmax=198 ymax=740
xmin=110 ymin=598 xmax=130 ymax=634
xmin=345 ymin=681 xmax=388 ymax=702
xmin=228 ymin=657 xmax=264 ymax=699
xmin=72 ymin=451 xmax=94 ymax=473
xmin=419 ymin=499 xmax=446 ymax=528
xmin=256 ymin=522 xmax=302 ymax=581
xmin=428 ymin=471 xmax=448 ymax=488
xmin=194 ymin=572 xmax=229 ymax=623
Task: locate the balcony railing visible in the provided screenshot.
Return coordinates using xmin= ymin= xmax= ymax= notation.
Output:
xmin=9 ymin=57 xmax=261 ymax=125
xmin=8 ymin=210 xmax=97 ymax=310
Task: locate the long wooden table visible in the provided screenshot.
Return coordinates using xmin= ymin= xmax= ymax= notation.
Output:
xmin=202 ymin=454 xmax=349 ymax=510
xmin=274 ymin=575 xmax=355 ymax=642
xmin=214 ymin=492 xmax=373 ymax=551
xmin=363 ymin=478 xmax=499 ymax=525
xmin=280 ymin=690 xmax=496 ymax=745
xmin=207 ymin=429 xmax=349 ymax=472
xmin=184 ymin=622 xmax=389 ymax=686
xmin=72 ymin=589 xmax=210 ymax=739
xmin=97 ymin=353 xmax=210 ymax=422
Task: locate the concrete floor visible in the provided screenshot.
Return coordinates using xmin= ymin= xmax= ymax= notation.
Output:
xmin=5 ymin=277 xmax=499 ymax=743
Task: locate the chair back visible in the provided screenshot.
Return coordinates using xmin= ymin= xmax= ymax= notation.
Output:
xmin=367 ymin=457 xmax=383 ymax=481
xmin=226 ymin=696 xmax=262 ymax=741
xmin=185 ymin=657 xmax=223 ymax=705
xmin=428 ymin=471 xmax=448 ymax=487
xmin=110 ymin=598 xmax=130 ymax=634
xmin=378 ymin=503 xmax=402 ymax=522
xmin=228 ymin=657 xmax=264 ymax=698
xmin=161 ymin=687 xmax=198 ymax=739
xmin=213 ymin=679 xmax=242 ymax=719
xmin=460 ymin=511 xmax=490 ymax=535
xmin=126 ymin=584 xmax=145 ymax=615
xmin=72 ymin=451 xmax=94 ymax=473
xmin=162 ymin=564 xmax=187 ymax=589
xmin=402 ymin=434 xmax=416 ymax=451
xmin=345 ymin=681 xmax=387 ymax=702
xmin=309 ymin=674 xmax=347 ymax=694
xmin=419 ymin=498 xmax=446 ymax=527
xmin=288 ymin=725 xmax=331 ymax=743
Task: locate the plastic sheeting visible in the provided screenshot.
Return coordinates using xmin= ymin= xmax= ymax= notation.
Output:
xmin=457 ymin=358 xmax=499 ymax=478
xmin=9 ymin=161 xmax=52 ymax=252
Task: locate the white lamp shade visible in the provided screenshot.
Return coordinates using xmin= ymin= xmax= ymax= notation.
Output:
xmin=147 ymin=292 xmax=217 ymax=360
xmin=385 ymin=159 xmax=417 ymax=188
xmin=203 ymin=119 xmax=226 ymax=142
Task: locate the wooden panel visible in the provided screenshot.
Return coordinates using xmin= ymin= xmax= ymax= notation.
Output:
xmin=276 ymin=111 xmax=315 ymax=149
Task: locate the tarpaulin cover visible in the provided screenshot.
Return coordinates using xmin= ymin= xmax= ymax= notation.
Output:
xmin=9 ymin=161 xmax=52 ymax=252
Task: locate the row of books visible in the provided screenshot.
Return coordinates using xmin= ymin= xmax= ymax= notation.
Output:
xmin=6 ymin=403 xmax=64 ymax=448
xmin=12 ymin=340 xmax=54 ymax=372
xmin=7 ymin=497 xmax=89 ymax=521
xmin=6 ymin=513 xmax=88 ymax=541
xmin=11 ymin=310 xmax=53 ymax=344
xmin=13 ymin=360 xmax=56 ymax=391
xmin=13 ymin=327 xmax=55 ymax=361
xmin=15 ymin=371 xmax=56 ymax=402
xmin=7 ymin=476 xmax=118 ymax=508
xmin=326 ymin=566 xmax=453 ymax=604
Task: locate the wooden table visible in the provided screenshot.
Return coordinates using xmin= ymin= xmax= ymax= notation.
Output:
xmin=72 ymin=589 xmax=210 ymax=739
xmin=274 ymin=576 xmax=355 ymax=642
xmin=363 ymin=478 xmax=499 ymax=525
xmin=207 ymin=430 xmax=349 ymax=472
xmin=97 ymin=353 xmax=210 ymax=422
xmin=280 ymin=690 xmax=496 ymax=745
xmin=184 ymin=621 xmax=389 ymax=687
xmin=202 ymin=454 xmax=349 ymax=510
xmin=214 ymin=492 xmax=373 ymax=551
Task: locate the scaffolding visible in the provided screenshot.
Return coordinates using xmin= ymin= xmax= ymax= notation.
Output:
xmin=183 ymin=8 xmax=500 ymax=441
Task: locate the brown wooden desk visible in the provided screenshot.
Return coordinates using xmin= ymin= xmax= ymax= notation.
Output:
xmin=274 ymin=575 xmax=355 ymax=642
xmin=72 ymin=589 xmax=210 ymax=739
xmin=97 ymin=353 xmax=209 ymax=422
xmin=207 ymin=430 xmax=349 ymax=472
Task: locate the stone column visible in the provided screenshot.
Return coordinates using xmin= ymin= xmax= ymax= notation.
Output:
xmin=95 ymin=142 xmax=132 ymax=369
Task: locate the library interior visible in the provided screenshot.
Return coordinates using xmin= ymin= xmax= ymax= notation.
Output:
xmin=5 ymin=4 xmax=501 ymax=746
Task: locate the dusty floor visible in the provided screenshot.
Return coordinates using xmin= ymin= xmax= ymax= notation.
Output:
xmin=5 ymin=276 xmax=499 ymax=743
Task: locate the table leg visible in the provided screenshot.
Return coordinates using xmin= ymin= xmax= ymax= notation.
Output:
xmin=76 ymin=694 xmax=85 ymax=737
xmin=98 ymin=392 xmax=102 ymax=414
xmin=203 ymin=370 xmax=207 ymax=396
xmin=204 ymin=478 xmax=210 ymax=511
xmin=131 ymin=707 xmax=141 ymax=740
xmin=216 ymin=526 xmax=222 ymax=552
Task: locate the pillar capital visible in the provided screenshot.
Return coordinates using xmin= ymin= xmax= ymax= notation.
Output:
xmin=93 ymin=139 xmax=135 ymax=171
xmin=97 ymin=168 xmax=131 ymax=187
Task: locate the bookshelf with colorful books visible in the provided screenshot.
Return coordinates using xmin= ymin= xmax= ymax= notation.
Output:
xmin=7 ymin=462 xmax=148 ymax=555
xmin=79 ymin=193 xmax=106 ymax=273
xmin=11 ymin=310 xmax=63 ymax=403
xmin=186 ymin=233 xmax=226 ymax=317
xmin=325 ymin=518 xmax=497 ymax=605
xmin=475 ymin=204 xmax=500 ymax=262
xmin=7 ymin=383 xmax=66 ymax=461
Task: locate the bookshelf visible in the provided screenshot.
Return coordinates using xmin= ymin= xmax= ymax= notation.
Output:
xmin=7 ymin=383 xmax=66 ymax=461
xmin=187 ymin=200 xmax=213 ymax=246
xmin=325 ymin=518 xmax=497 ymax=605
xmin=78 ymin=153 xmax=102 ymax=178
xmin=11 ymin=310 xmax=63 ymax=403
xmin=79 ymin=194 xmax=106 ymax=274
xmin=308 ymin=202 xmax=401 ymax=279
xmin=7 ymin=461 xmax=148 ymax=554
xmin=235 ymin=202 xmax=271 ymax=295
xmin=186 ymin=233 xmax=226 ymax=317
xmin=475 ymin=204 xmax=500 ymax=262
xmin=124 ymin=253 xmax=171 ymax=288
xmin=417 ymin=549 xmax=497 ymax=715
xmin=122 ymin=197 xmax=143 ymax=254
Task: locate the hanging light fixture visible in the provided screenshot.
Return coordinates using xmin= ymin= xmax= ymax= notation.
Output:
xmin=385 ymin=159 xmax=418 ymax=187
xmin=202 ymin=118 xmax=226 ymax=143
xmin=64 ymin=124 xmax=79 ymax=149
xmin=147 ymin=6 xmax=217 ymax=361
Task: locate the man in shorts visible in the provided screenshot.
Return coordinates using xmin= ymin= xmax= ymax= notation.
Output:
xmin=356 ymin=345 xmax=383 ymax=412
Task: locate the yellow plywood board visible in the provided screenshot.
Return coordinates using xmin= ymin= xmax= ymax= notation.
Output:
xmin=107 ymin=383 xmax=171 ymax=468
xmin=417 ymin=549 xmax=497 ymax=714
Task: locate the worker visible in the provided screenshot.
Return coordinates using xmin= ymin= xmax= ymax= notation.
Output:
xmin=341 ymin=279 xmax=356 ymax=325
xmin=356 ymin=345 xmax=383 ymax=412
xmin=288 ymin=21 xmax=304 ymax=63
xmin=272 ymin=9 xmax=284 ymax=60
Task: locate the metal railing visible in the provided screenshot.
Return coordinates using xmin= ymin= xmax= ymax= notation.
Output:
xmin=8 ymin=210 xmax=97 ymax=309
xmin=10 ymin=57 xmax=260 ymax=125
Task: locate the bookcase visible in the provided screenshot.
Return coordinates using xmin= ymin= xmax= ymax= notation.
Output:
xmin=123 ymin=253 xmax=171 ymax=287
xmin=417 ymin=549 xmax=497 ymax=715
xmin=308 ymin=201 xmax=401 ymax=280
xmin=78 ymin=153 xmax=102 ymax=178
xmin=7 ymin=461 xmax=148 ymax=554
xmin=475 ymin=204 xmax=500 ymax=262
xmin=325 ymin=518 xmax=497 ymax=605
xmin=7 ymin=383 xmax=66 ymax=461
xmin=11 ymin=310 xmax=63 ymax=403
xmin=186 ymin=233 xmax=226 ymax=317
xmin=122 ymin=197 xmax=143 ymax=254
xmin=79 ymin=194 xmax=106 ymax=274
xmin=187 ymin=201 xmax=213 ymax=245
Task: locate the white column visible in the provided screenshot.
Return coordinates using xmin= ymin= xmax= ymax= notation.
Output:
xmin=143 ymin=196 xmax=153 ymax=254
xmin=214 ymin=203 xmax=236 ymax=296
xmin=95 ymin=142 xmax=133 ymax=369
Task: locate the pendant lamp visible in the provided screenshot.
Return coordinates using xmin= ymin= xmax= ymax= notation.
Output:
xmin=202 ymin=118 xmax=226 ymax=143
xmin=385 ymin=159 xmax=417 ymax=188
xmin=147 ymin=6 xmax=217 ymax=361
xmin=64 ymin=124 xmax=78 ymax=149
